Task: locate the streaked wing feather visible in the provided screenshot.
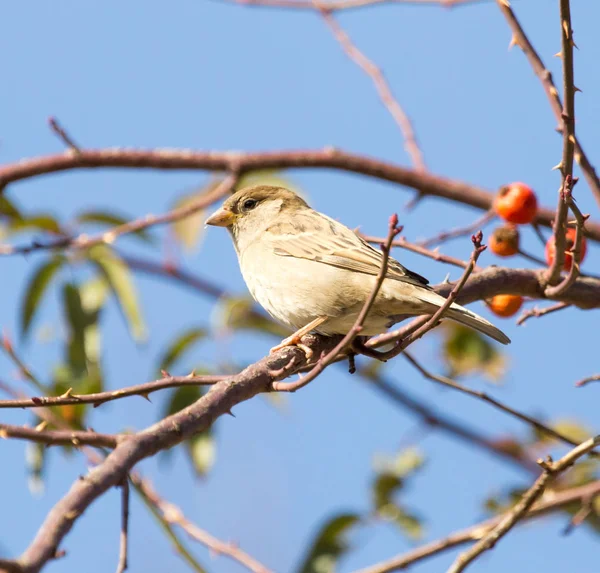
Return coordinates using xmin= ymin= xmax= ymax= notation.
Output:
xmin=268 ymin=211 xmax=430 ymax=288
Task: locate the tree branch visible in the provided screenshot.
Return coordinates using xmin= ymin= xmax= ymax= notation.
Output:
xmin=353 ymin=478 xmax=600 ymax=573
xmin=133 ymin=475 xmax=273 ymax=573
xmin=496 ymin=0 xmax=600 ymax=209
xmin=402 ymin=352 xmax=598 ymax=456
xmin=6 ymin=342 xmax=331 ymax=573
xmin=3 ymin=148 xmax=600 ymax=241
xmin=0 ymin=423 xmax=118 ymax=448
xmin=316 ymin=4 xmax=426 ymax=170
xmin=448 ymin=434 xmax=600 ymax=573
xmin=0 ymin=175 xmax=238 ymax=256
xmin=218 ymin=0 xmax=479 ymax=12
xmin=0 ymin=374 xmax=226 ymax=409
xmin=363 ymin=371 xmax=539 ymax=473
xmin=116 ymin=478 xmax=130 ymax=573
xmin=516 ymin=302 xmax=570 ymax=326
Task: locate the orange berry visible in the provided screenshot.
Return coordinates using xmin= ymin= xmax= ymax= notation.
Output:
xmin=488 ymin=294 xmax=523 ymax=318
xmin=494 ymin=183 xmax=538 ymax=224
xmin=545 ymin=227 xmax=587 ymax=271
xmin=489 ymin=225 xmax=520 ymax=257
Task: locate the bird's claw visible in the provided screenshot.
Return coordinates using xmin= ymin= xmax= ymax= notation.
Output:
xmin=270 ymin=337 xmax=314 ymax=361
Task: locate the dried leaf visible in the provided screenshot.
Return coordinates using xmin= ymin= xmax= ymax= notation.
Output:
xmin=170 ymin=181 xmax=221 ymax=251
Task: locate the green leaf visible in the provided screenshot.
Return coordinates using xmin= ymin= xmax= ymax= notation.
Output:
xmin=393 ymin=510 xmax=424 ymax=540
xmin=0 ymin=196 xmax=23 ymax=220
xmin=163 ymin=385 xmax=203 ymax=417
xmin=373 ymin=447 xmax=425 ymax=479
xmin=373 ymin=473 xmax=403 ymax=511
xmin=161 ymin=385 xmax=214 ymax=476
xmin=158 ymin=328 xmax=206 ymax=373
xmin=371 ymin=448 xmax=425 ymax=540
xmin=390 ymin=448 xmax=425 ymax=477
xmin=62 ymin=283 xmax=88 ymax=376
xmin=187 ymin=432 xmax=215 ymax=477
xmin=211 ymin=296 xmax=288 ymax=337
xmin=87 ymin=245 xmax=147 ymax=342
xmin=296 ymin=514 xmax=360 ymax=573
xmin=20 ymin=256 xmax=65 ymax=339
xmin=441 ymin=323 xmax=506 ymax=381
xmin=76 ymin=210 xmax=154 ymax=243
xmin=372 ymin=474 xmax=423 ymax=539
xmin=9 ymin=214 xmax=61 ymax=234
xmin=78 ymin=277 xmax=109 ymax=364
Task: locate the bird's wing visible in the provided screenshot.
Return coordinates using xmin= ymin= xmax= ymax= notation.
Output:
xmin=266 ymin=211 xmax=430 ymax=288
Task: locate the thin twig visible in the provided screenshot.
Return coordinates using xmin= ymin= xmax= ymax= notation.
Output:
xmin=0 ymin=174 xmax=238 ymax=256
xmin=402 ymin=352 xmax=599 ymax=457
xmin=575 ymin=374 xmax=600 ymax=388
xmin=0 ymin=422 xmax=118 ymax=448
xmin=120 ymin=255 xmax=227 ymax=299
xmin=272 ymin=214 xmax=401 ymax=392
xmin=316 ymin=3 xmax=425 ymax=170
xmin=497 ymin=0 xmax=600 ymax=209
xmin=2 ymin=148 xmax=600 ymax=242
xmin=128 ymin=478 xmax=207 ymax=573
xmin=516 ymin=302 xmax=570 ymax=325
xmin=448 ymin=434 xmax=600 ymax=573
xmin=1 ymin=335 xmax=49 ymax=394
xmin=116 ymin=478 xmax=130 ymax=573
xmin=48 ymin=117 xmax=80 ymax=152
xmin=544 ymin=175 xmax=573 ymax=288
xmin=0 ymin=375 xmax=208 ymax=573
xmin=419 ymin=210 xmax=494 ymax=248
xmin=133 ymin=475 xmax=273 ymax=573
xmin=562 ymin=493 xmax=596 ymax=535
xmin=559 ymin=0 xmax=576 ymax=178
xmin=352 ymin=479 xmax=600 ymax=573
xmin=362 ymin=234 xmax=471 ymax=269
xmin=220 ymin=0 xmax=478 ymax=12
xmin=0 ymin=373 xmax=226 ymax=409
xmin=364 ymin=371 xmax=538 ymax=473
xmin=362 ymin=231 xmax=485 ymax=362
xmin=517 ymin=248 xmax=546 ymax=267
xmin=546 ymin=184 xmax=589 ymax=296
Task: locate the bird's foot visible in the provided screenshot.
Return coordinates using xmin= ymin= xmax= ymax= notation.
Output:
xmin=269 ymin=317 xmax=327 ymax=362
xmin=270 ymin=335 xmax=314 ymax=361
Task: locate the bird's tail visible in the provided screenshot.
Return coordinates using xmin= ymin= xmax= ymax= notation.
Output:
xmin=406 ymin=288 xmax=511 ymax=345
xmin=444 ymin=303 xmax=510 ymax=345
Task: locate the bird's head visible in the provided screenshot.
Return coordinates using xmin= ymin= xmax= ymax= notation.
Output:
xmin=206 ymin=184 xmax=309 ymax=247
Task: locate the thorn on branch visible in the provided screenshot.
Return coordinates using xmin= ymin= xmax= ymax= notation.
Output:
xmin=48 ymin=117 xmax=81 ymax=152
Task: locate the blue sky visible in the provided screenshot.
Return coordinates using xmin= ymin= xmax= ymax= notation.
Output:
xmin=1 ymin=1 xmax=599 ymax=572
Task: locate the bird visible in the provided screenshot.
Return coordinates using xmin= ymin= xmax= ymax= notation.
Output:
xmin=205 ymin=185 xmax=510 ymax=356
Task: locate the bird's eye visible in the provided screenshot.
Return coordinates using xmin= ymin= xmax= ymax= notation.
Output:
xmin=242 ymin=198 xmax=258 ymax=211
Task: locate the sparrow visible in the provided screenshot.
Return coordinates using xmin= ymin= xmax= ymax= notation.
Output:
xmin=206 ymin=185 xmax=510 ymax=355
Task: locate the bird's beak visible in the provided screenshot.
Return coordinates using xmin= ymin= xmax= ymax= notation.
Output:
xmin=205 ymin=207 xmax=237 ymax=227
